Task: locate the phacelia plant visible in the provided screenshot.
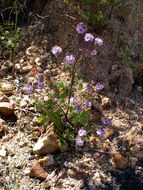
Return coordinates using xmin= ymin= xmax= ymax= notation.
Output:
xmin=26 ymin=23 xmax=106 ymax=147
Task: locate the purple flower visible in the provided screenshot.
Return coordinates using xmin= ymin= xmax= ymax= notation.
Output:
xmin=38 ymin=73 xmax=44 ymax=82
xmin=103 ymin=118 xmax=110 ymax=125
xmin=64 ymin=54 xmax=75 ymax=64
xmin=75 ymin=104 xmax=82 ymax=112
xmin=96 ymin=129 xmax=105 ymax=136
xmin=95 ymin=83 xmax=104 ymax=91
xmin=95 ymin=37 xmax=103 ymax=46
xmin=86 ymin=84 xmax=92 ymax=91
xmin=25 ymin=85 xmax=33 ymax=94
xmin=91 ymin=49 xmax=97 ymax=55
xmin=78 ymin=129 xmax=87 ymax=136
xmin=37 ymin=81 xmax=44 ymax=89
xmin=84 ymin=33 xmax=94 ymax=42
xmin=76 ymin=137 xmax=84 ymax=146
xmin=51 ymin=45 xmax=62 ymax=54
xmin=85 ymin=101 xmax=92 ymax=107
xmin=76 ymin=22 xmax=87 ymax=34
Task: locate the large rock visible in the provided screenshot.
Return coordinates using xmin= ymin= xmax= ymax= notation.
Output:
xmin=0 ymin=95 xmax=9 ymax=102
xmin=123 ymin=127 xmax=143 ymax=160
xmin=0 ymin=102 xmax=15 ymax=117
xmin=29 ymin=162 xmax=48 ymax=180
xmin=111 ymin=152 xmax=128 ymax=168
xmin=33 ymin=123 xmax=59 ymax=155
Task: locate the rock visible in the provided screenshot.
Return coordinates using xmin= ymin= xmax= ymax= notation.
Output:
xmin=67 ymin=169 xmax=76 ymax=177
xmin=101 ymin=97 xmax=111 ymax=109
xmin=0 ymin=95 xmax=9 ymax=102
xmin=0 ymin=118 xmax=5 ymax=135
xmin=0 ymin=60 xmax=13 ymax=77
xmin=35 ymin=57 xmax=42 ymax=67
xmin=0 ymin=102 xmax=15 ymax=117
xmin=20 ymin=99 xmax=27 ymax=108
xmin=111 ymin=152 xmax=128 ymax=168
xmin=92 ymin=100 xmax=103 ymax=113
xmin=104 ymin=128 xmax=114 ymax=139
xmin=0 ymin=82 xmax=15 ymax=95
xmin=0 ymin=91 xmax=4 ymax=97
xmin=0 ymin=145 xmax=8 ymax=157
xmin=29 ymin=162 xmax=48 ymax=180
xmin=15 ymin=64 xmax=32 ymax=73
xmin=38 ymin=155 xmax=54 ymax=166
xmin=33 ymin=123 xmax=59 ymax=155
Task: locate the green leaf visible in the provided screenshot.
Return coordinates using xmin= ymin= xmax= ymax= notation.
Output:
xmin=40 ymin=113 xmax=48 ymax=123
xmin=46 ymin=99 xmax=55 ymax=106
xmin=79 ymin=82 xmax=83 ymax=90
xmin=56 ymin=82 xmax=64 ymax=89
xmin=37 ymin=117 xmax=43 ymax=123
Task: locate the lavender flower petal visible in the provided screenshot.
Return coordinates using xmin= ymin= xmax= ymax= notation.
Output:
xmin=75 ymin=104 xmax=82 ymax=112
xmin=78 ymin=129 xmax=87 ymax=136
xmin=95 ymin=37 xmax=103 ymax=46
xmin=64 ymin=54 xmax=75 ymax=64
xmin=76 ymin=22 xmax=87 ymax=34
xmin=37 ymin=82 xmax=44 ymax=89
xmin=51 ymin=45 xmax=62 ymax=54
xmin=38 ymin=73 xmax=44 ymax=82
xmin=95 ymin=83 xmax=104 ymax=91
xmin=76 ymin=137 xmax=84 ymax=146
xmin=103 ymin=118 xmax=110 ymax=125
xmin=25 ymin=85 xmax=33 ymax=94
xmin=91 ymin=49 xmax=97 ymax=55
xmin=84 ymin=33 xmax=94 ymax=42
xmin=85 ymin=101 xmax=92 ymax=107
xmin=96 ymin=129 xmax=105 ymax=136
xmin=86 ymin=84 xmax=92 ymax=91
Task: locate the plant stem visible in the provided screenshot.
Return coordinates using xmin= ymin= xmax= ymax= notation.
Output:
xmin=45 ymin=89 xmax=74 ymax=128
xmin=65 ymin=52 xmax=82 ymax=121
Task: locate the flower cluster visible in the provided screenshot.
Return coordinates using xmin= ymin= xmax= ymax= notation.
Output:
xmin=96 ymin=118 xmax=111 ymax=136
xmin=30 ymin=22 xmax=104 ymax=149
xmin=77 ymin=22 xmax=103 ymax=55
xmin=76 ymin=129 xmax=87 ymax=146
xmin=25 ymin=73 xmax=44 ymax=94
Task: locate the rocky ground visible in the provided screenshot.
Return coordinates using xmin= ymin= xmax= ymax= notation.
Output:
xmin=0 ymin=0 xmax=143 ymax=190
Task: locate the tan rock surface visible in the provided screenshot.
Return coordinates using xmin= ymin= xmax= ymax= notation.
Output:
xmin=38 ymin=155 xmax=54 ymax=166
xmin=111 ymin=152 xmax=128 ymax=168
xmin=29 ymin=162 xmax=48 ymax=180
xmin=33 ymin=123 xmax=59 ymax=155
xmin=0 ymin=102 xmax=15 ymax=117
